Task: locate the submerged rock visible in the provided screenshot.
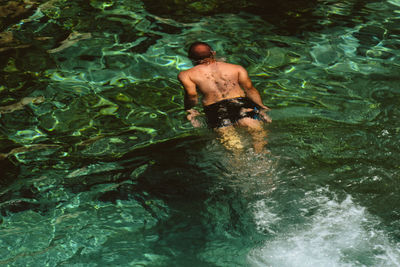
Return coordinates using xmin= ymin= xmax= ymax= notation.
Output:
xmin=0 ymin=31 xmax=31 ymax=52
xmin=0 ymin=96 xmax=45 ymax=114
xmin=47 ymin=32 xmax=92 ymax=53
xmin=0 ymin=0 xmax=37 ymax=31
xmin=0 ymin=143 xmax=61 ymax=160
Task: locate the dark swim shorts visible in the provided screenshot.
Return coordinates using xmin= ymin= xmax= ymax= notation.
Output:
xmin=203 ymin=97 xmax=262 ymax=128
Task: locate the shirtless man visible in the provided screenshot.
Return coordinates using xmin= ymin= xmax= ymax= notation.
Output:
xmin=178 ymin=41 xmax=271 ymax=153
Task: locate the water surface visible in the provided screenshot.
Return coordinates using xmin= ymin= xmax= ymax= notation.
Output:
xmin=0 ymin=0 xmax=400 ymax=266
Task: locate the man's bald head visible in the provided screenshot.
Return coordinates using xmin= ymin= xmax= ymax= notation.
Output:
xmin=188 ymin=42 xmax=214 ymax=63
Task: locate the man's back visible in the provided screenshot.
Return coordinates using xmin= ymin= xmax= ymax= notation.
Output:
xmin=178 ymin=41 xmax=270 ymax=153
xmin=182 ymin=61 xmax=246 ymax=106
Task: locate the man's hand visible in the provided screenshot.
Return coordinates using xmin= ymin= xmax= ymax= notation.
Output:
xmin=186 ymin=109 xmax=202 ymax=128
xmin=259 ymin=108 xmax=272 ymax=123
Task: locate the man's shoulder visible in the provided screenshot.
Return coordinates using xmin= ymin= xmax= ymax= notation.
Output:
xmin=178 ymin=68 xmax=190 ymax=78
xmin=179 ymin=66 xmax=197 ymax=74
xmin=178 ymin=65 xmax=200 ymax=78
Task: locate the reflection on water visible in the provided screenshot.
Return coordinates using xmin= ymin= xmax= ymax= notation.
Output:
xmin=0 ymin=0 xmax=400 ymax=266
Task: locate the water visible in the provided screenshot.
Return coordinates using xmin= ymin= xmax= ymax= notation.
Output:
xmin=0 ymin=0 xmax=400 ymax=266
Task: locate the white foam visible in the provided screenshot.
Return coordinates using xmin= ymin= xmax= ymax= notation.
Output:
xmin=248 ymin=189 xmax=400 ymax=267
xmin=252 ymin=199 xmax=280 ymax=235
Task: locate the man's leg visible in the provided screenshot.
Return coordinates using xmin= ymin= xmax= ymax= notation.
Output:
xmin=215 ymin=126 xmax=244 ymax=153
xmin=237 ymin=117 xmax=268 ymax=153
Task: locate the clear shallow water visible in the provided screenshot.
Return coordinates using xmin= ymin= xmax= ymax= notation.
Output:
xmin=0 ymin=0 xmax=400 ymax=266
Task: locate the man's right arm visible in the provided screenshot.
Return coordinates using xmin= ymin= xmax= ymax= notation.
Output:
xmin=178 ymin=71 xmax=202 ymax=127
xmin=178 ymin=71 xmax=198 ymax=110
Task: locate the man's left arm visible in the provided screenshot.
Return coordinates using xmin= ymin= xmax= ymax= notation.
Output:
xmin=238 ymin=66 xmax=272 ymax=122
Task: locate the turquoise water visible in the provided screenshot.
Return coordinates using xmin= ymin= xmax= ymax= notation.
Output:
xmin=1 ymin=0 xmax=400 ymax=266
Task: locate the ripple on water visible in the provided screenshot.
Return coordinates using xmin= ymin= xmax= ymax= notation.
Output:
xmin=1 ymin=0 xmax=400 ymax=265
